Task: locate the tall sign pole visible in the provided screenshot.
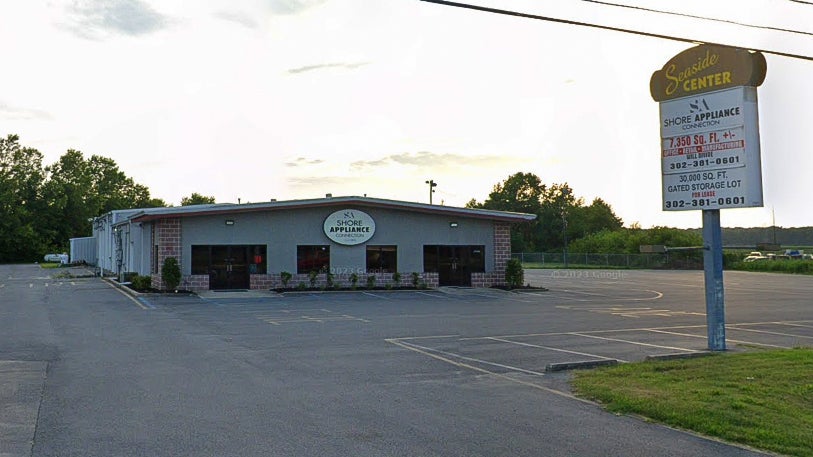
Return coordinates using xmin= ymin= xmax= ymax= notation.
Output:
xmin=650 ymin=45 xmax=767 ymax=351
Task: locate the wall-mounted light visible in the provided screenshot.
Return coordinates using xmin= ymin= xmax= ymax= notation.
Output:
xmin=449 ymin=222 xmax=458 ymax=228
xmin=225 ymin=220 xmax=235 ymax=226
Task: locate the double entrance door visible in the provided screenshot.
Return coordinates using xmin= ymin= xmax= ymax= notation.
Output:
xmin=209 ymin=245 xmax=249 ymax=290
xmin=423 ymin=245 xmax=485 ymax=287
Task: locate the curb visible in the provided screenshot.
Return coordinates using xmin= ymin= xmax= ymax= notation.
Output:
xmin=645 ymin=351 xmax=714 ymax=361
xmin=545 ymin=359 xmax=619 ymax=372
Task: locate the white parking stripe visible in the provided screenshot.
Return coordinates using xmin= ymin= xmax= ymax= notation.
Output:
xmin=569 ymin=332 xmax=697 ymax=352
xmin=486 ymin=337 xmax=624 ymax=362
xmin=726 ymin=326 xmax=813 ymax=340
xmin=646 ymin=329 xmax=790 ymax=349
xmin=393 ymin=339 xmax=548 ymax=376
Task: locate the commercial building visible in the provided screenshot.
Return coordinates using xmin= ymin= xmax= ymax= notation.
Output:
xmin=80 ymin=196 xmax=535 ymax=291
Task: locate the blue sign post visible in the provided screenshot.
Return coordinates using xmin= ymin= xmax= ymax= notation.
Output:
xmin=702 ymin=209 xmax=726 ymax=351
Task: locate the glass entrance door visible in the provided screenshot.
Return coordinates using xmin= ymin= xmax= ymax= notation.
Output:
xmin=209 ymin=246 xmax=250 ymax=290
xmin=424 ymin=245 xmax=485 ymax=287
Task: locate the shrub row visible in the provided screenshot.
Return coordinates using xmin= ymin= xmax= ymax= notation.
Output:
xmin=730 ymin=260 xmax=813 ymax=274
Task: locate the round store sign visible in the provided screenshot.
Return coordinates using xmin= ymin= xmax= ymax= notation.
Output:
xmin=323 ymin=209 xmax=376 ymax=245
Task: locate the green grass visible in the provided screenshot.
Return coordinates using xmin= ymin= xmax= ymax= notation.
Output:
xmin=39 ymin=262 xmax=62 ymax=269
xmin=730 ymin=260 xmax=813 ymax=275
xmin=572 ymin=349 xmax=813 ymax=456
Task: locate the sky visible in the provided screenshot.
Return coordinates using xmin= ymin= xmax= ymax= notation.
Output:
xmin=1 ymin=0 xmax=812 ymax=229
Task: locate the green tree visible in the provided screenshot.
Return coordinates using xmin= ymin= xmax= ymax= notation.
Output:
xmin=0 ymin=135 xmax=48 ymax=260
xmin=181 ymin=192 xmax=216 ymax=206
xmin=537 ymin=182 xmax=580 ymax=250
xmin=41 ymin=149 xmax=164 ymax=246
xmin=467 ymin=172 xmax=546 ymax=251
xmin=568 ymin=197 xmax=624 ymax=240
xmin=469 ymin=173 xmax=624 ymax=252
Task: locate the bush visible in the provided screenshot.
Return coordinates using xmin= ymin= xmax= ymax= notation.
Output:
xmin=121 ymin=272 xmax=138 ymax=283
xmin=366 ymin=274 xmax=376 ymax=289
xmin=411 ymin=272 xmax=420 ymax=288
xmin=131 ymin=275 xmax=152 ymax=291
xmin=392 ymin=272 xmax=402 ymax=287
xmin=349 ymin=273 xmax=359 ymax=290
xmin=161 ymin=257 xmax=181 ymax=291
xmin=308 ymin=270 xmax=318 ymax=288
xmin=505 ymin=258 xmax=524 ymax=288
xmin=326 ymin=272 xmax=335 ymax=289
xmin=734 ymin=259 xmax=813 ymax=275
xmin=280 ymin=271 xmax=292 ymax=288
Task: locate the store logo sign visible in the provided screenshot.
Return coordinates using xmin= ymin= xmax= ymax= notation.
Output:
xmin=323 ymin=209 xmax=376 ymax=245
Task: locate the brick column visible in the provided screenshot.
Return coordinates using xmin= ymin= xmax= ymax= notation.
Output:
xmin=492 ymin=222 xmax=511 ymax=286
xmin=151 ymin=218 xmax=181 ymax=290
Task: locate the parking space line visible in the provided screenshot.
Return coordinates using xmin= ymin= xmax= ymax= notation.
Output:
xmin=569 ymin=332 xmax=696 ymax=352
xmin=460 ymin=320 xmax=813 ymax=342
xmin=778 ymin=322 xmax=813 ymax=329
xmin=554 ymin=288 xmax=663 ymax=301
xmin=391 ymin=339 xmax=548 ymax=376
xmin=416 ymin=291 xmax=451 ymax=299
xmin=486 ymin=337 xmax=624 ymax=362
xmin=389 ymin=334 xmax=460 ymax=341
xmin=362 ymin=291 xmax=391 ymax=300
xmin=726 ymin=326 xmax=813 ymax=340
xmin=385 ymin=339 xmax=592 ymax=404
xmin=646 ymin=329 xmax=790 ymax=349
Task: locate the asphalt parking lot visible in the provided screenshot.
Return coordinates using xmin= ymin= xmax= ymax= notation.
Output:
xmin=3 ymin=265 xmax=812 ymax=456
xmin=145 ymin=269 xmax=813 ymax=389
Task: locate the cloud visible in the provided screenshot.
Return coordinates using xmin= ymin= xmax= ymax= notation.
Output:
xmin=350 ymin=151 xmax=510 ymax=170
xmin=285 ymin=157 xmax=325 ymax=167
xmin=287 ymin=61 xmax=370 ymax=74
xmin=213 ymin=10 xmax=260 ymax=29
xmin=62 ymin=0 xmax=170 ymax=39
xmin=267 ymin=0 xmax=328 ymax=15
xmin=0 ymin=102 xmax=52 ymax=120
xmin=288 ymin=176 xmax=347 ymax=187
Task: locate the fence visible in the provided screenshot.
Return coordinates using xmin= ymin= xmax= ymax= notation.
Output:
xmin=512 ymin=252 xmax=703 ymax=269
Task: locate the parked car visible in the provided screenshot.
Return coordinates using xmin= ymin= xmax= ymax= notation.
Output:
xmin=43 ymin=253 xmax=69 ymax=264
xmin=743 ymin=252 xmax=768 ymax=262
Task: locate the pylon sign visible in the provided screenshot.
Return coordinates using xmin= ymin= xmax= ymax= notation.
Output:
xmin=650 ymin=45 xmax=767 ymax=211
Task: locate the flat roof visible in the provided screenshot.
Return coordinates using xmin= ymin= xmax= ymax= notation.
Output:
xmin=120 ymin=196 xmax=536 ymax=224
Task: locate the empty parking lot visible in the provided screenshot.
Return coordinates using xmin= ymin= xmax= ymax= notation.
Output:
xmin=3 ymin=265 xmax=811 ymax=456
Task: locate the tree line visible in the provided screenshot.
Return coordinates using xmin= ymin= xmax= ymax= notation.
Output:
xmin=0 ymin=135 xmax=214 ymax=262
xmin=466 ymin=172 xmax=624 ymax=252
xmin=5 ymin=134 xmax=807 ymax=263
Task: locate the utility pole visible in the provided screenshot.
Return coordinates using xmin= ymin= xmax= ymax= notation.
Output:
xmin=425 ymin=179 xmax=437 ymax=204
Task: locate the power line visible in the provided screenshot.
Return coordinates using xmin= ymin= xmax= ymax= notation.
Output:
xmin=580 ymin=0 xmax=813 ymax=37
xmin=420 ymin=0 xmax=813 ymax=62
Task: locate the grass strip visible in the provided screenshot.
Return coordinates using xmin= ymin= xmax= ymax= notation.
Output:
xmin=572 ymin=348 xmax=813 ymax=456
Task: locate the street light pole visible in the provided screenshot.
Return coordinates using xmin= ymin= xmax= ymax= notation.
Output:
xmin=425 ymin=179 xmax=437 ymax=204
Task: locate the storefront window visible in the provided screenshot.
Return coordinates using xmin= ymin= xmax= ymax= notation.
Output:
xmin=297 ymin=245 xmax=330 ymax=274
xmin=366 ymin=245 xmax=397 ymax=273
xmin=191 ymin=245 xmax=209 ymax=274
xmin=191 ymin=245 xmax=267 ymax=275
xmin=249 ymin=245 xmax=267 ymax=274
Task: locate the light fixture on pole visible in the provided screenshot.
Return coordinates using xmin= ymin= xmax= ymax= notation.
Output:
xmin=425 ymin=179 xmax=437 ymax=204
